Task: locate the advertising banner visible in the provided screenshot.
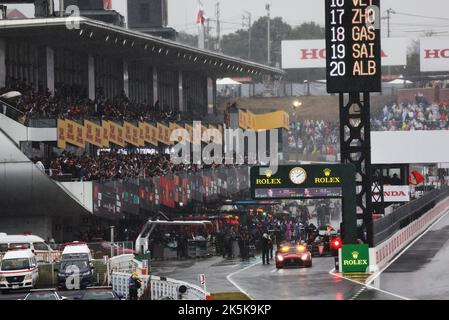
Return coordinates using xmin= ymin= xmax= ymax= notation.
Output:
xmin=124 ymin=122 xmax=141 ymax=147
xmin=341 ymin=244 xmax=370 ymax=273
xmin=109 ymin=121 xmax=125 ymax=147
xmin=57 ymin=119 xmax=66 ymax=149
xmin=65 ymin=119 xmax=85 ymax=149
xmin=420 ymin=37 xmax=449 ymax=72
xmin=372 ymin=185 xmax=411 ymax=203
xmin=84 ymin=120 xmax=103 ymax=148
xmin=157 ymin=122 xmax=171 ymax=145
xmin=282 ymin=38 xmax=408 ymax=69
xmin=102 ymin=121 xmax=110 ymax=147
xmin=239 ymin=110 xmax=248 ymax=129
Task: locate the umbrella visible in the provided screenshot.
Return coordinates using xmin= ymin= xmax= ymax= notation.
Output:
xmin=0 ymin=91 xmax=22 ymax=100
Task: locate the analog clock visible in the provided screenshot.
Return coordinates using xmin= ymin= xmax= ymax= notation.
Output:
xmin=289 ymin=167 xmax=307 ymax=185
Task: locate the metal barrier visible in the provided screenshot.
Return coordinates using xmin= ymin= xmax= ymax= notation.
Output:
xmin=111 ymin=272 xmax=208 ymax=300
xmin=373 ymin=186 xmax=449 ymax=245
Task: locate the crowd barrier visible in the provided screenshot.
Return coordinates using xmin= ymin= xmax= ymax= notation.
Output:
xmin=368 ymin=191 xmax=449 ymax=273
xmin=373 ymin=187 xmax=449 ymax=244
xmin=111 ymin=272 xmax=209 ymax=300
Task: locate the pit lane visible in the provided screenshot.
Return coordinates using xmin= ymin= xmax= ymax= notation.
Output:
xmin=360 ymin=209 xmax=449 ymax=300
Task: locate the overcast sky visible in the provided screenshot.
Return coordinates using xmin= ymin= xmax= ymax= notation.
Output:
xmin=10 ymin=0 xmax=449 ymax=38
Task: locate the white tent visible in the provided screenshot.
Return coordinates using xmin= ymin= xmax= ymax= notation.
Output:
xmin=216 ymin=78 xmax=242 ymax=85
xmin=388 ymin=78 xmax=413 ymax=85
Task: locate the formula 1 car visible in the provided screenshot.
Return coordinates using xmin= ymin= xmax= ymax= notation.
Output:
xmin=275 ymin=242 xmax=312 ymax=269
xmin=307 ymin=225 xmax=342 ymax=257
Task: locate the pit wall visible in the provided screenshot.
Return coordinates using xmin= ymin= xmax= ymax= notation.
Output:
xmin=368 ymin=196 xmax=449 ymax=273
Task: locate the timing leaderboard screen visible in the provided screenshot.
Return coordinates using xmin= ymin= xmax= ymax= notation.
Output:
xmin=325 ymin=0 xmax=381 ymax=93
xmin=254 ymin=187 xmax=343 ymax=199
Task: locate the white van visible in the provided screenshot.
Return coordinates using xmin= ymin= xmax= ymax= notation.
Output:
xmin=0 ymin=248 xmax=39 ymax=293
xmin=0 ymin=233 xmax=52 ymax=254
xmin=61 ymin=242 xmax=93 ymax=262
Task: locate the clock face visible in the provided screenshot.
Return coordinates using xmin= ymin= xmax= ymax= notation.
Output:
xmin=289 ymin=167 xmax=307 ymax=185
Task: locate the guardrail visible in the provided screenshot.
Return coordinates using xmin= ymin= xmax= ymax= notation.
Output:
xmin=111 ymin=272 xmax=209 ymax=300
xmin=370 ymin=195 xmax=449 ymax=272
xmin=373 ymin=186 xmax=449 ymax=245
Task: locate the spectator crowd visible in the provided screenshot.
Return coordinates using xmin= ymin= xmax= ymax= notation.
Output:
xmin=0 ymin=78 xmax=180 ymax=124
xmin=288 ymin=119 xmax=339 ymax=159
xmin=48 ymin=151 xmax=227 ymax=181
xmin=372 ymin=93 xmax=449 ymax=131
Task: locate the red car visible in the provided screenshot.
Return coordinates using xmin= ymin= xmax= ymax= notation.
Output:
xmin=275 ymin=243 xmax=312 ymax=269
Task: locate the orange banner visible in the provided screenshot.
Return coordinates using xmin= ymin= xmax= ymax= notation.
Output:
xmin=84 ymin=120 xmax=103 ymax=148
xmin=65 ymin=119 xmax=85 ymax=148
xmin=57 ymin=119 xmax=66 ymax=149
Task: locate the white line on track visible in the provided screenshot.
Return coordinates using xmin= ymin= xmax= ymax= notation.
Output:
xmin=226 ymin=259 xmax=262 ymax=300
xmin=366 ymin=207 xmax=449 ymax=286
xmin=328 ymin=268 xmax=410 ymax=300
xmin=350 ymin=287 xmax=366 ymax=300
xmin=271 ymin=268 xmax=278 ymax=273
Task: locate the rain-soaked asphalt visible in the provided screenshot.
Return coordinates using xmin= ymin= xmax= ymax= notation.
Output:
xmin=360 ymin=211 xmax=449 ymax=300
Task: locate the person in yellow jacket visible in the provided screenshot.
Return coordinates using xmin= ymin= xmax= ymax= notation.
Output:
xmin=129 ymin=272 xmax=142 ymax=300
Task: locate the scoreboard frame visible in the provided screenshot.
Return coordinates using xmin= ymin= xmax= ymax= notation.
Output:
xmin=325 ymin=0 xmax=381 ymax=93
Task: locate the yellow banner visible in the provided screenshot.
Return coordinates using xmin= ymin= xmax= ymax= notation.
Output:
xmin=65 ymin=119 xmax=85 ymax=148
xmin=84 ymin=120 xmax=103 ymax=148
xmin=124 ymin=122 xmax=141 ymax=147
xmin=254 ymin=111 xmax=290 ymax=131
xmin=247 ymin=110 xmax=257 ymax=130
xmin=102 ymin=121 xmax=110 ymax=147
xmin=157 ymin=122 xmax=171 ymax=145
xmin=57 ymin=119 xmax=66 ymax=149
xmin=170 ymin=122 xmax=186 ymax=144
xmin=109 ymin=121 xmax=125 ymax=147
xmin=138 ymin=122 xmax=146 ymax=147
xmin=239 ymin=110 xmax=248 ymax=129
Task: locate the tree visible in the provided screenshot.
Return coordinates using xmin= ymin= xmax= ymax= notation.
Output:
xmin=220 ymin=18 xmax=324 ymax=67
xmin=177 ymin=32 xmax=198 ymax=47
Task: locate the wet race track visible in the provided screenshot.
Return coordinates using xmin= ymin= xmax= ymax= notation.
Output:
xmin=2 ymin=212 xmax=449 ymax=301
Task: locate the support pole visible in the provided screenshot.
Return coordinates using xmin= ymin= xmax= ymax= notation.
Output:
xmin=339 ymin=92 xmax=375 ymax=247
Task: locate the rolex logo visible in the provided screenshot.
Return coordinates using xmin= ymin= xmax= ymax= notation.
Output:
xmin=352 ymin=251 xmax=359 ymax=259
xmin=324 ymin=168 xmax=332 ymax=177
xmin=265 ymin=170 xmax=273 ymax=178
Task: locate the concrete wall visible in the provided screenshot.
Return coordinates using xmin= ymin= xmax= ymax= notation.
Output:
xmin=58 ymin=181 xmax=93 ymax=213
xmin=0 ymin=216 xmax=52 ymax=241
xmin=0 ymin=113 xmax=56 ymax=144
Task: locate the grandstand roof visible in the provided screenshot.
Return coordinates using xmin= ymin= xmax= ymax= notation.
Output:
xmin=0 ymin=17 xmax=285 ymax=78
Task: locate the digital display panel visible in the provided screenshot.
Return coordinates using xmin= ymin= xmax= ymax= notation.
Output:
xmin=325 ymin=0 xmax=381 ymax=93
xmin=254 ymin=187 xmax=343 ymax=199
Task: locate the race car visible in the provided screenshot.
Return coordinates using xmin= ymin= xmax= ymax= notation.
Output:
xmin=307 ymin=225 xmax=342 ymax=257
xmin=275 ymin=243 xmax=312 ymax=269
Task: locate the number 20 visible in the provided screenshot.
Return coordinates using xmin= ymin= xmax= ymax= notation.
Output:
xmin=330 ymin=61 xmax=345 ymax=76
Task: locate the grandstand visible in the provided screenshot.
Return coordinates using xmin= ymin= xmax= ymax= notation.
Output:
xmin=0 ymin=15 xmax=284 ymax=242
